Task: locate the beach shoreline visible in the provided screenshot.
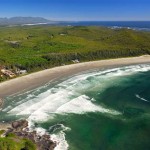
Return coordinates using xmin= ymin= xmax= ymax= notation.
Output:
xmin=0 ymin=55 xmax=150 ymax=98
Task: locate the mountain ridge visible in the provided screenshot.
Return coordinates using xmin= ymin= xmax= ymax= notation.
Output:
xmin=0 ymin=17 xmax=51 ymax=25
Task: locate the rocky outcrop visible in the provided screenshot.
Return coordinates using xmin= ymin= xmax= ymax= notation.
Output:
xmin=1 ymin=120 xmax=56 ymax=150
xmin=13 ymin=130 xmax=56 ymax=150
xmin=11 ymin=120 xmax=28 ymax=131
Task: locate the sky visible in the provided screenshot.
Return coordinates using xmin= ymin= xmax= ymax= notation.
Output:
xmin=0 ymin=0 xmax=149 ymax=21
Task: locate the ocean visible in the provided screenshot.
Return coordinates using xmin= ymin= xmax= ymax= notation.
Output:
xmin=1 ymin=64 xmax=150 ymax=150
xmin=22 ymin=21 xmax=150 ymax=32
xmin=54 ymin=21 xmax=150 ymax=31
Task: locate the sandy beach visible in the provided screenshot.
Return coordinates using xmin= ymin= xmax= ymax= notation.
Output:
xmin=0 ymin=55 xmax=150 ymax=98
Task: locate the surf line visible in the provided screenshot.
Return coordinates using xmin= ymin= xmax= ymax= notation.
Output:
xmin=0 ymin=98 xmax=4 ymax=110
xmin=135 ymin=94 xmax=150 ymax=102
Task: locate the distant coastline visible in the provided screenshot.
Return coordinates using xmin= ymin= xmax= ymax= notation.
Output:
xmin=0 ymin=55 xmax=150 ymax=98
xmin=24 ymin=21 xmax=150 ymax=32
xmin=1 ymin=19 xmax=150 ymax=31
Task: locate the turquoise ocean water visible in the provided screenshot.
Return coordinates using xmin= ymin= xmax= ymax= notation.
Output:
xmin=0 ymin=64 xmax=150 ymax=150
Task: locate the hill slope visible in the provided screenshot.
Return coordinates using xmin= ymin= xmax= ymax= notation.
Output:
xmin=0 ymin=26 xmax=150 ymax=81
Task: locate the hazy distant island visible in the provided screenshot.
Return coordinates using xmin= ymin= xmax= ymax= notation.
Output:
xmin=0 ymin=17 xmax=51 ymax=26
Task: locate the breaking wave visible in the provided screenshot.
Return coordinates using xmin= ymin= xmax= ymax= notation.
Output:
xmin=50 ymin=124 xmax=70 ymax=150
xmin=2 ymin=64 xmax=150 ymax=150
xmin=135 ymin=94 xmax=149 ymax=102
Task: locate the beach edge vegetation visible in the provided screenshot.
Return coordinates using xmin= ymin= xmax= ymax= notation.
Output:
xmin=0 ymin=26 xmax=150 ymax=81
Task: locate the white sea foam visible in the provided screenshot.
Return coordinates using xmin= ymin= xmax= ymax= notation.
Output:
xmin=5 ymin=64 xmax=150 ymax=150
xmin=2 ymin=106 xmax=13 ymax=112
xmin=135 ymin=94 xmax=149 ymax=102
xmin=55 ymin=95 xmax=120 ymax=115
xmin=35 ymin=127 xmax=47 ymax=136
xmin=9 ymin=93 xmax=120 ymax=122
xmin=60 ymin=65 xmax=150 ymax=86
xmin=51 ymin=124 xmax=70 ymax=150
xmin=7 ymin=64 xmax=150 ymax=119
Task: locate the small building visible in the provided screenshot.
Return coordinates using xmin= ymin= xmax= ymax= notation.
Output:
xmin=72 ymin=59 xmax=80 ymax=63
xmin=16 ymin=69 xmax=27 ymax=75
xmin=59 ymin=33 xmax=67 ymax=36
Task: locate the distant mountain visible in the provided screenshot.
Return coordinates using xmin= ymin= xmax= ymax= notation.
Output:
xmin=0 ymin=17 xmax=51 ymax=25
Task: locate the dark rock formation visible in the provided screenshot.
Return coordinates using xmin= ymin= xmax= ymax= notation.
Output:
xmin=11 ymin=120 xmax=28 ymax=131
xmin=8 ymin=120 xmax=56 ymax=150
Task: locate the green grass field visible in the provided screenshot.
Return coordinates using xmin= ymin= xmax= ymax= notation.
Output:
xmin=0 ymin=25 xmax=150 ymax=74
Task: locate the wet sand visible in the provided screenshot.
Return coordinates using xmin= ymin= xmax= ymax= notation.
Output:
xmin=0 ymin=55 xmax=150 ymax=98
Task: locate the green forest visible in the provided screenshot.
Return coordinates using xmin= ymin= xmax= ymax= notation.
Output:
xmin=0 ymin=25 xmax=150 ymax=77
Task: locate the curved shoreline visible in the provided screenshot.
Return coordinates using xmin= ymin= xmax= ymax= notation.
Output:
xmin=0 ymin=55 xmax=150 ymax=98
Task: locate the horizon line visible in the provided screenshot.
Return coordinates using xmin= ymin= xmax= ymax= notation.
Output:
xmin=0 ymin=16 xmax=150 ymax=22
